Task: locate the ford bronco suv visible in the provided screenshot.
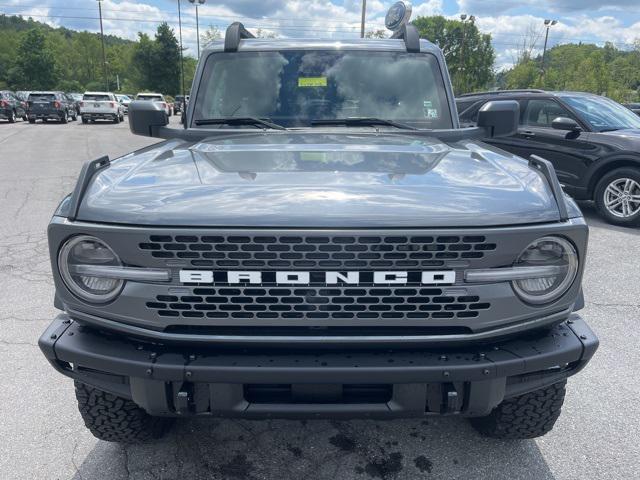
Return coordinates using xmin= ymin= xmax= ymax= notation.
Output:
xmin=39 ymin=3 xmax=597 ymax=444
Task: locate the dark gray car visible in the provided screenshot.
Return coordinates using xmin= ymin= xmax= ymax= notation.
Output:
xmin=39 ymin=9 xmax=597 ymax=445
xmin=27 ymin=91 xmax=77 ymax=123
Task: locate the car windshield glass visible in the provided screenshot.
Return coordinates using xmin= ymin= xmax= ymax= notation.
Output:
xmin=193 ymin=50 xmax=453 ymax=129
xmin=83 ymin=94 xmax=110 ymax=101
xmin=28 ymin=93 xmax=55 ymax=101
xmin=138 ymin=95 xmax=161 ymax=101
xmin=560 ymin=95 xmax=640 ymax=131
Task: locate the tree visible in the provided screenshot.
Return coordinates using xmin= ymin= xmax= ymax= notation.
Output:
xmin=365 ymin=29 xmax=387 ymax=39
xmin=412 ymin=16 xmax=495 ymax=94
xmin=13 ymin=29 xmax=57 ymax=89
xmin=201 ymin=25 xmax=221 ymax=48
xmin=152 ymin=23 xmax=181 ymax=95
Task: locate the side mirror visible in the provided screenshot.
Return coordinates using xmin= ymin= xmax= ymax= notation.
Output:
xmin=128 ymin=100 xmax=169 ymax=137
xmin=477 ymin=100 xmax=519 ymax=138
xmin=552 ymin=117 xmax=581 ymax=132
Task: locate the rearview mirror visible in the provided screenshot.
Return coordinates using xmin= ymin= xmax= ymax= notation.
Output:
xmin=552 ymin=117 xmax=581 ymax=132
xmin=128 ymin=100 xmax=169 ymax=137
xmin=477 ymin=100 xmax=519 ymax=138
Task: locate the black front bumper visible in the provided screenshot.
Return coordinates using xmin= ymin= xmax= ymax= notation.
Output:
xmin=39 ymin=313 xmax=598 ymax=419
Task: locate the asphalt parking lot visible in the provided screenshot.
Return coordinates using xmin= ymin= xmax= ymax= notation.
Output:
xmin=0 ymin=117 xmax=638 ymax=480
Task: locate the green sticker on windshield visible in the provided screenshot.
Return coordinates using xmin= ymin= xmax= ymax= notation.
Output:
xmin=298 ymin=77 xmax=327 ymax=87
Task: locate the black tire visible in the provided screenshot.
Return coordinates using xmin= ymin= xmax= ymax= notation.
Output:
xmin=74 ymin=381 xmax=172 ymax=443
xmin=113 ymin=115 xmax=120 ymax=124
xmin=71 ymin=111 xmax=78 ymax=121
xmin=8 ymin=110 xmax=16 ymax=123
xmin=594 ymin=167 xmax=640 ymax=227
xmin=469 ymin=381 xmax=566 ymax=439
xmin=60 ymin=111 xmax=68 ymax=124
xmin=28 ymin=118 xmax=35 ymax=124
xmin=82 ymin=117 xmax=88 ymax=124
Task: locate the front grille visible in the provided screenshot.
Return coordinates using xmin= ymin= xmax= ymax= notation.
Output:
xmin=139 ymin=234 xmax=496 ymax=270
xmin=145 ymin=287 xmax=491 ymax=320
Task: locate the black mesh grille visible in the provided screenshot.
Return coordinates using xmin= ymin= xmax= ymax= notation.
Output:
xmin=145 ymin=287 xmax=491 ymax=320
xmin=139 ymin=234 xmax=496 ymax=269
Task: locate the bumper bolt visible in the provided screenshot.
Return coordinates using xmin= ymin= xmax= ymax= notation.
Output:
xmin=146 ymin=368 xmax=152 ymax=376
xmin=50 ymin=333 xmax=57 ymax=340
xmin=443 ymin=371 xmax=450 ymax=377
xmin=185 ymin=371 xmax=192 ymax=378
xmin=567 ymin=319 xmax=574 ymax=324
xmin=149 ymin=352 xmax=157 ymax=360
xmin=483 ymin=369 xmax=490 ymax=375
xmin=580 ymin=335 xmax=587 ymax=340
xmin=439 ymin=355 xmax=448 ymax=361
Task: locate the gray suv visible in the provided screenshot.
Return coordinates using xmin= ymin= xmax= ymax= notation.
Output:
xmin=39 ymin=6 xmax=597 ymax=444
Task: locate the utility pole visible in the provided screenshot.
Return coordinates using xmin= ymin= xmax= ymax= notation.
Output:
xmin=97 ymin=0 xmax=108 ymax=91
xmin=360 ymin=0 xmax=367 ymax=38
xmin=458 ymin=14 xmax=474 ymax=94
xmin=540 ymin=19 xmax=557 ymax=81
xmin=177 ymin=0 xmax=186 ymax=96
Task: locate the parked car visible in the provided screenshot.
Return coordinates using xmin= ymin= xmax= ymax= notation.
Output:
xmin=15 ymin=91 xmax=31 ymax=102
xmin=173 ymin=95 xmax=189 ymax=115
xmin=26 ymin=91 xmax=77 ymax=123
xmin=80 ymin=92 xmax=125 ymax=124
xmin=456 ymin=89 xmax=640 ymax=226
xmin=622 ymin=103 xmax=640 ymax=116
xmin=135 ymin=92 xmax=171 ymax=117
xmin=115 ymin=94 xmax=132 ymax=114
xmin=39 ymin=13 xmax=598 ymax=444
xmin=68 ymin=93 xmax=83 ymax=116
xmin=0 ymin=90 xmax=27 ymax=123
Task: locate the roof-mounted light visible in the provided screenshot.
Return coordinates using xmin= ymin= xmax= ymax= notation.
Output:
xmin=385 ymin=1 xmax=413 ymax=33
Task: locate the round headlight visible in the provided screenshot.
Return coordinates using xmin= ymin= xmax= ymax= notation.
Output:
xmin=512 ymin=236 xmax=578 ymax=305
xmin=58 ymin=235 xmax=123 ymax=303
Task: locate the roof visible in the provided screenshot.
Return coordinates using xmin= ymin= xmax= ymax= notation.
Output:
xmin=202 ymin=37 xmax=442 ymax=56
xmin=457 ymin=89 xmax=604 ymax=100
xmin=83 ymin=91 xmax=114 ymax=95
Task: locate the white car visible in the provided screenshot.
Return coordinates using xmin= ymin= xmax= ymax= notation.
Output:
xmin=80 ymin=92 xmax=124 ymax=124
xmin=115 ymin=94 xmax=132 ymax=114
xmin=135 ymin=93 xmax=172 ymax=117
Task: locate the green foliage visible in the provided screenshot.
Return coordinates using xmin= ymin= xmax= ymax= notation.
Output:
xmin=504 ymin=43 xmax=640 ymax=102
xmin=0 ymin=14 xmax=195 ymax=95
xmin=412 ymin=15 xmax=495 ymax=95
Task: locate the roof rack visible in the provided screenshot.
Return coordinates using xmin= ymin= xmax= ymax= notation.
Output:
xmin=458 ymin=89 xmax=546 ymax=98
xmin=224 ymin=22 xmax=255 ymax=52
xmin=390 ymin=23 xmax=421 ymax=53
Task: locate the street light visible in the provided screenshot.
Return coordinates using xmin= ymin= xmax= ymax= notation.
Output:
xmin=541 ymin=19 xmax=558 ymax=78
xmin=188 ymin=0 xmax=206 ymax=59
xmin=360 ymin=0 xmax=367 ymax=38
xmin=177 ymin=0 xmax=186 ymax=97
xmin=96 ymin=0 xmax=109 ymax=91
xmin=458 ymin=14 xmax=475 ymax=94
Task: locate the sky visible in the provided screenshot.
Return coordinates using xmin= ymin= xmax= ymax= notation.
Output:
xmin=2 ymin=0 xmax=640 ymax=69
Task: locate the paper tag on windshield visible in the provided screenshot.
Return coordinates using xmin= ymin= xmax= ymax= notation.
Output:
xmin=298 ymin=77 xmax=328 ymax=87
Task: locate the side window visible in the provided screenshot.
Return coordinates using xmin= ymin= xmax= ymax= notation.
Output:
xmin=522 ymin=99 xmax=574 ymax=128
xmin=457 ymin=101 xmax=482 ymax=125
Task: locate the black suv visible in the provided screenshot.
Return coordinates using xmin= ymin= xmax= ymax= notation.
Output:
xmin=0 ymin=90 xmax=27 ymax=123
xmin=457 ymin=90 xmax=640 ymax=226
xmin=26 ymin=91 xmax=77 ymax=124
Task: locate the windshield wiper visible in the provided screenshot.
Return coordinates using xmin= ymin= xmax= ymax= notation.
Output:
xmin=194 ymin=117 xmax=287 ymax=130
xmin=310 ymin=117 xmax=418 ymax=130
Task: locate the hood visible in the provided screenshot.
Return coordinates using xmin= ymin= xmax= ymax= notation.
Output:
xmin=76 ymin=132 xmax=564 ymax=227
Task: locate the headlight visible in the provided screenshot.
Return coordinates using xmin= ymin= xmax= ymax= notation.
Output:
xmin=512 ymin=236 xmax=578 ymax=305
xmin=58 ymin=235 xmax=123 ymax=303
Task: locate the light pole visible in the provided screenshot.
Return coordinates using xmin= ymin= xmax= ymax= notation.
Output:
xmin=177 ymin=0 xmax=186 ymax=97
xmin=188 ymin=0 xmax=206 ymax=59
xmin=360 ymin=0 xmax=367 ymax=38
xmin=541 ymin=19 xmax=557 ymax=79
xmin=458 ymin=14 xmax=475 ymax=94
xmin=96 ymin=0 xmax=109 ymax=91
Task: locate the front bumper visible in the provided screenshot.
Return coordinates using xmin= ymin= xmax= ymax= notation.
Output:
xmin=39 ymin=312 xmax=598 ymax=419
xmin=28 ymin=110 xmax=63 ymax=120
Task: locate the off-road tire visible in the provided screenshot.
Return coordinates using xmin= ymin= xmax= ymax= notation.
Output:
xmin=469 ymin=381 xmax=566 ymax=439
xmin=594 ymin=167 xmax=640 ymax=227
xmin=74 ymin=381 xmax=172 ymax=443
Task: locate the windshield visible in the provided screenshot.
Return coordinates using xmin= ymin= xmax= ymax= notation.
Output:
xmin=560 ymin=95 xmax=640 ymax=132
xmin=83 ymin=94 xmax=110 ymax=101
xmin=193 ymin=50 xmax=453 ymax=129
xmin=116 ymin=95 xmax=130 ymax=101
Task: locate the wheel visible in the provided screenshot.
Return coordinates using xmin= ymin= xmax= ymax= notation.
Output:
xmin=28 ymin=118 xmax=35 ymax=124
xmin=469 ymin=381 xmax=566 ymax=439
xmin=595 ymin=168 xmax=640 ymax=227
xmin=60 ymin=112 xmax=68 ymax=124
xmin=82 ymin=117 xmax=88 ymax=124
xmin=22 ymin=115 xmax=27 ymax=121
xmin=71 ymin=111 xmax=78 ymax=121
xmin=113 ymin=114 xmax=120 ymax=124
xmin=7 ymin=110 xmax=16 ymax=123
xmin=74 ymin=381 xmax=172 ymax=443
